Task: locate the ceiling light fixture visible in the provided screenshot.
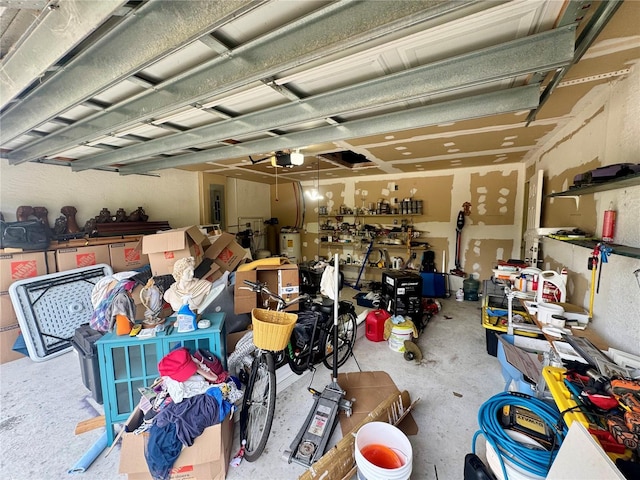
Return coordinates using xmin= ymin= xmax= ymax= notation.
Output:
xmin=290 ymin=149 xmax=304 ymax=166
xmin=305 ymin=158 xmax=323 ymax=201
xmin=254 ymin=149 xmax=304 ymax=168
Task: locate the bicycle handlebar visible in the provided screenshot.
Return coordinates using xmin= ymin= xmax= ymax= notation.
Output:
xmin=242 ymin=279 xmax=310 ymax=311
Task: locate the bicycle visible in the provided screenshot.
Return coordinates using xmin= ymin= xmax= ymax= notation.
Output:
xmin=237 ymin=279 xmax=357 ymax=462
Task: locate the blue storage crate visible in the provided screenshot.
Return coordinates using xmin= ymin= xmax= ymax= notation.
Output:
xmin=420 ymin=272 xmax=446 ymax=298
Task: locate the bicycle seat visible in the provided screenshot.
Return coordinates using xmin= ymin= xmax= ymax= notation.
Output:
xmin=315 ymin=296 xmax=334 ymax=315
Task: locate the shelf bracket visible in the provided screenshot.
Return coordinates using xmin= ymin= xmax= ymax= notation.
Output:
xmin=552 ymin=195 xmax=580 ymax=209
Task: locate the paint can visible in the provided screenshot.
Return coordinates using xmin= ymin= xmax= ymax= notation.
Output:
xmin=388 ymin=324 xmax=413 ymax=352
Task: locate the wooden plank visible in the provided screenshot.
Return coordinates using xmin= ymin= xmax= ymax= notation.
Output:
xmin=75 ymin=415 xmax=105 ymax=435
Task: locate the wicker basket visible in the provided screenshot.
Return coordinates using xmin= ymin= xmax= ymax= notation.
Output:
xmin=251 ymin=308 xmax=298 ymax=351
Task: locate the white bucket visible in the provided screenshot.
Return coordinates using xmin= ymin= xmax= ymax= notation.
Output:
xmin=355 ymin=422 xmax=413 ymax=480
xmin=388 ymin=325 xmax=413 ymax=352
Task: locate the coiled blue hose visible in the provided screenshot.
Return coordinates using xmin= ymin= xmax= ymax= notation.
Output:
xmin=472 ymin=392 xmax=567 ymax=480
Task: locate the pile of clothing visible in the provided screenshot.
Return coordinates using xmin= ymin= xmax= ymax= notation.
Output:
xmin=135 ymin=347 xmax=242 ymax=480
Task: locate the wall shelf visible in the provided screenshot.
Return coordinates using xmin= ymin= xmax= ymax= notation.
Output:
xmin=318 ymin=213 xmax=418 ymax=218
xmin=548 ymin=173 xmax=640 ymax=197
xmin=319 ymin=241 xmax=429 ymax=250
xmin=545 ymin=237 xmax=640 ymax=260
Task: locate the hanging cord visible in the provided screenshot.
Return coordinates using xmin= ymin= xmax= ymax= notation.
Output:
xmin=472 ymin=392 xmax=567 ymax=480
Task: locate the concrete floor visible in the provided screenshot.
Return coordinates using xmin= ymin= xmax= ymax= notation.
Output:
xmin=0 ymin=289 xmax=504 ymax=480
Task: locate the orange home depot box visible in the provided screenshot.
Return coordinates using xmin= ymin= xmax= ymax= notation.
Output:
xmin=55 ymin=245 xmax=110 ymax=271
xmin=142 ymin=226 xmax=208 ymax=277
xmin=204 ymin=233 xmax=247 ymax=273
xmin=0 ymin=251 xmax=48 ymax=292
xmin=109 ymin=241 xmax=149 ymax=272
xmin=119 ymin=410 xmax=234 ymax=480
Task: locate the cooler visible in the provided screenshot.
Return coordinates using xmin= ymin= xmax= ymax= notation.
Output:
xmin=365 ymin=309 xmax=390 ymax=342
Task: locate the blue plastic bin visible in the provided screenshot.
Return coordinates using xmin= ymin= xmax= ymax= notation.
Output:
xmin=496 ymin=334 xmax=536 ymax=396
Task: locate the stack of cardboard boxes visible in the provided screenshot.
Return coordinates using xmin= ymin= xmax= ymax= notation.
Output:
xmin=141 ymin=227 xmax=247 ymax=281
xmin=1 ymin=226 xmax=300 ymax=365
xmin=0 ymin=237 xmax=149 ymax=364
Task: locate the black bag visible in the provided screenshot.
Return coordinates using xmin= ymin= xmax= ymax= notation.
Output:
xmin=0 ymin=220 xmax=51 ymax=250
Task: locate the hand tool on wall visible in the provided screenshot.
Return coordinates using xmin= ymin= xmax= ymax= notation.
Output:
xmin=596 ymin=243 xmax=612 ymax=294
xmin=588 ymin=245 xmax=599 ymax=318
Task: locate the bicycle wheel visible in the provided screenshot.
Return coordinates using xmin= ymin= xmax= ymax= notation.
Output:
xmin=323 ymin=311 xmax=356 ymax=370
xmin=240 ymin=351 xmax=276 ymax=462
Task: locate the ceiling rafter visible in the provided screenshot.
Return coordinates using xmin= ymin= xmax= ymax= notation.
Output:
xmin=7 ymin=0 xmax=491 ymax=164
xmin=119 ymin=85 xmax=540 ymax=175
xmin=1 ymin=0 xmax=264 ymax=146
xmin=71 ymin=25 xmax=575 ymax=172
xmin=0 ymin=0 xmax=126 ymax=109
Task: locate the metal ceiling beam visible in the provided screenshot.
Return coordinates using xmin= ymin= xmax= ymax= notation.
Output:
xmin=119 ymin=85 xmax=540 ymax=175
xmin=0 ymin=0 xmax=126 ymax=109
xmin=0 ymin=0 xmax=263 ymax=145
xmin=71 ymin=25 xmax=575 ymax=172
xmin=6 ymin=0 xmax=495 ymax=164
xmin=526 ymin=0 xmax=623 ymax=124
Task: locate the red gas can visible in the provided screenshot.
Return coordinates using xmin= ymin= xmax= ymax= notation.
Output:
xmin=366 ymin=309 xmax=390 ymax=342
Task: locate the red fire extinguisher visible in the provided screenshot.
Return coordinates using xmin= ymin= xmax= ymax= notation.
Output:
xmin=602 ymin=202 xmax=616 ymax=243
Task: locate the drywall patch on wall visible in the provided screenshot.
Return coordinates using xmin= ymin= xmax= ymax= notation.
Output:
xmin=470 ymin=171 xmax=517 ymax=225
xmin=465 ymin=238 xmax=514 ymax=279
xmin=319 ymin=183 xmax=345 ymax=215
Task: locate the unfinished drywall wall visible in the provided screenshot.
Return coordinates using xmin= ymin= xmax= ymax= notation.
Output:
xmin=527 ymin=62 xmax=640 ymax=354
xmin=0 ymin=159 xmax=200 ymax=228
xmin=298 ymin=164 xmax=525 ymax=285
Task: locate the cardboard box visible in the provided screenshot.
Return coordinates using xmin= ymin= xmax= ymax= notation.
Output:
xmin=55 ymin=245 xmax=111 ymax=271
xmin=119 ymin=410 xmax=234 ymax=480
xmin=227 ymin=329 xmax=250 ymax=354
xmin=46 ymin=250 xmax=57 ymax=274
xmin=0 ymin=325 xmax=24 ymax=364
xmin=0 ymin=251 xmax=49 ymax=292
xmin=234 ymin=264 xmax=299 ymax=314
xmin=109 ymin=241 xmax=149 ymax=272
xmin=204 ymin=233 xmax=247 ymax=273
xmin=0 ymin=292 xmax=18 ymax=329
xmin=142 ymin=226 xmax=208 ymax=277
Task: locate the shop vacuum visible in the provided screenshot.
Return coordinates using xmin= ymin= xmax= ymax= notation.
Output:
xmin=285 ymin=254 xmax=354 ymax=467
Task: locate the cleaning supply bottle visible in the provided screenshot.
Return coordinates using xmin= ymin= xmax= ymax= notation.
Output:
xmin=176 ymin=296 xmax=197 ymax=333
